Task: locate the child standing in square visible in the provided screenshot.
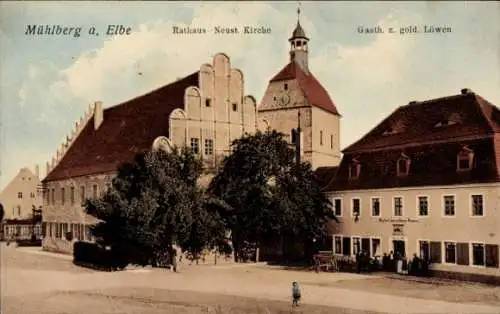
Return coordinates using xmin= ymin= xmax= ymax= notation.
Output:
xmin=292 ymin=281 xmax=301 ymax=307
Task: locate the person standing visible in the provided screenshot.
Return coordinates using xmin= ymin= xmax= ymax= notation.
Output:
xmin=171 ymin=245 xmax=178 ymax=272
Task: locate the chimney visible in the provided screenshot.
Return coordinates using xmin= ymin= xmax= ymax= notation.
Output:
xmin=461 ymin=88 xmax=473 ymax=95
xmin=34 ymin=164 xmax=39 ymax=178
xmin=94 ymin=101 xmax=104 ymax=130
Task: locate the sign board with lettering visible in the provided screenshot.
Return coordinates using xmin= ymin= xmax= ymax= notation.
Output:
xmin=392 ymin=224 xmax=404 ymax=236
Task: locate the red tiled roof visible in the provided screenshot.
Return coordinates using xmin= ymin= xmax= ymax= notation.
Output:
xmin=343 ymin=92 xmax=500 ymax=153
xmin=43 ymin=72 xmax=199 ymax=182
xmin=314 ymin=166 xmax=338 ymax=189
xmin=325 ymin=139 xmax=500 ymax=191
xmin=269 ymin=62 xmax=340 ymax=116
xmin=324 ymin=91 xmax=500 ymax=191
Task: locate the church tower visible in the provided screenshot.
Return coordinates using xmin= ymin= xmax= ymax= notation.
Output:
xmin=257 ymin=6 xmax=342 ymax=169
xmin=289 ymin=7 xmax=309 ymax=74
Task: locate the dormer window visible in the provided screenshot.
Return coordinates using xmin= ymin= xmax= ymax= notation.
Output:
xmin=397 ymin=153 xmax=411 ymax=176
xmin=349 ymin=158 xmax=361 ymax=180
xmin=382 ymin=120 xmax=405 ymax=136
xmin=457 ymin=146 xmax=474 ymax=171
xmin=435 ymin=113 xmax=462 ymax=127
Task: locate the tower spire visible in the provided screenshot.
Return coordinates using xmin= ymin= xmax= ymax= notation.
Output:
xmin=297 ymin=1 xmax=301 ymax=22
xmin=289 ymin=1 xmax=309 ymax=73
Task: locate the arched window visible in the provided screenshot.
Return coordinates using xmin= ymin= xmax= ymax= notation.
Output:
xmin=457 ymin=146 xmax=474 ymax=171
xmin=397 ymin=153 xmax=411 ymax=176
xmin=349 ymin=157 xmax=361 ymax=180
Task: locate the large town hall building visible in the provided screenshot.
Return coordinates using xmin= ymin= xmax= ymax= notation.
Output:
xmin=41 ymin=13 xmax=342 ymax=254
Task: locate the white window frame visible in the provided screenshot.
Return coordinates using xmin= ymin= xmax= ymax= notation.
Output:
xmin=392 ymin=196 xmax=404 ymax=217
xmin=351 ymin=197 xmax=361 ymax=217
xmin=333 ymin=235 xmax=343 ymax=255
xmin=470 ymin=241 xmax=486 ymax=268
xmin=416 ymin=239 xmax=431 ymax=260
xmin=332 ymin=197 xmax=342 ymax=217
xmin=416 ymin=195 xmax=430 ymax=217
xmin=370 ymin=237 xmax=382 ymax=257
xmin=469 ymin=193 xmax=485 ymax=217
xmin=351 ymin=236 xmax=361 ymax=257
xmin=442 ymin=240 xmax=457 ymax=265
xmin=204 ymin=138 xmax=214 ymax=156
xmin=370 ymin=197 xmax=381 ymax=217
xmin=442 ymin=194 xmax=456 ymax=217
xmin=190 ymin=137 xmax=200 ymax=154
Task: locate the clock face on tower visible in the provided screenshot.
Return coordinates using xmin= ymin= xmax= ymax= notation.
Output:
xmin=275 ymin=92 xmax=291 ymax=107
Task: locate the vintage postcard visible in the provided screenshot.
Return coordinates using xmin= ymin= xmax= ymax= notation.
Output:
xmin=1 ymin=1 xmax=499 ymax=313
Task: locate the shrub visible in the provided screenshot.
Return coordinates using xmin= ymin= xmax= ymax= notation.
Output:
xmin=16 ymin=238 xmax=42 ymax=247
xmin=73 ymin=241 xmax=128 ymax=271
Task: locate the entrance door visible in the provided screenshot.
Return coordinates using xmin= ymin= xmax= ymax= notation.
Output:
xmin=392 ymin=240 xmax=406 ymax=258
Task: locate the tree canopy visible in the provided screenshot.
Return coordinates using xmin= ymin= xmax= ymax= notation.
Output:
xmin=209 ymin=130 xmax=337 ymax=261
xmin=85 ymin=147 xmax=226 ymax=266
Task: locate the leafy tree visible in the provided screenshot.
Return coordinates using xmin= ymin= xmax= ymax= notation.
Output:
xmin=209 ymin=130 xmax=337 ymax=262
xmin=85 ymin=147 xmax=226 ymax=266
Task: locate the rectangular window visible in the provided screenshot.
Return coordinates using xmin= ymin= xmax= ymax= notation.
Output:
xmin=319 ymin=131 xmax=323 ymax=146
xmin=485 ymin=244 xmax=499 ymax=268
xmin=80 ymin=186 xmax=86 ymax=204
xmin=61 ymin=188 xmax=65 ymax=205
xmin=444 ymin=242 xmax=457 ymax=264
xmin=190 ymin=138 xmax=200 ymax=154
xmin=51 ymin=188 xmax=55 ymax=205
xmin=472 ymin=243 xmax=485 ymax=266
xmin=444 ymin=195 xmax=455 ymax=216
xmin=352 ymin=198 xmax=360 ymax=216
xmin=17 ymin=192 xmax=22 ymax=199
xmin=334 ymin=236 xmax=342 ymax=254
xmin=430 ymin=241 xmax=442 ymax=264
xmin=342 ymin=237 xmax=351 ymax=256
xmin=92 ymin=185 xmax=98 ymax=199
xmin=333 ymin=198 xmax=342 ymax=217
xmin=361 ymin=238 xmax=370 ymax=253
xmin=30 ymin=192 xmax=35 ymax=198
xmin=418 ymin=196 xmax=429 ymax=216
xmin=232 ymin=103 xmax=238 ymax=111
xmin=471 ymin=195 xmax=483 ymax=216
xmin=352 ymin=237 xmax=361 ymax=255
xmin=393 ymin=197 xmax=403 ymax=216
xmin=371 ymin=198 xmax=380 ymax=216
xmin=70 ymin=187 xmax=75 ymax=205
xmin=371 ymin=238 xmax=381 ymax=257
xmin=205 ymin=98 xmax=211 ymax=107
xmin=419 ymin=240 xmax=430 ymax=261
xmin=457 ymin=243 xmax=469 ymax=266
xmin=204 ymin=139 xmax=214 ymax=156
xmin=330 ymin=134 xmax=333 ymax=149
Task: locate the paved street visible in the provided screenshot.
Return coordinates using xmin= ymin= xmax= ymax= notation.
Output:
xmin=1 ymin=244 xmax=500 ymax=314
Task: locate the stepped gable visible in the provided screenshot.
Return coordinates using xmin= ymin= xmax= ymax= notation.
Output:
xmin=325 ymin=90 xmax=500 ymax=191
xmin=43 ymin=72 xmax=199 ymax=182
xmin=270 ymin=61 xmax=340 ymax=116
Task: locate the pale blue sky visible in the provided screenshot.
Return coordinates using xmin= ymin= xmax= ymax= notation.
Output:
xmin=0 ymin=1 xmax=499 ymax=189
